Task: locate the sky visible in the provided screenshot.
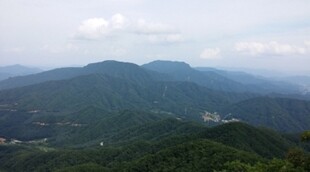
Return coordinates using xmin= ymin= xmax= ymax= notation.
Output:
xmin=0 ymin=0 xmax=310 ymax=74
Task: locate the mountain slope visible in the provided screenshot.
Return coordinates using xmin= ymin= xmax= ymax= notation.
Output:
xmin=1 ymin=72 xmax=309 ymax=135
xmin=0 ymin=122 xmax=275 ymax=171
xmin=0 ymin=74 xmax=150 ymax=111
xmin=199 ymin=122 xmax=293 ymax=158
xmin=0 ymin=73 xmax=256 ymax=118
xmin=0 ymin=73 xmax=256 ymax=142
xmin=124 ymin=139 xmax=263 ymax=171
xmin=142 ymin=60 xmax=259 ymax=93
xmin=0 ymin=61 xmax=154 ymax=90
xmin=196 ymin=67 xmax=265 ymax=85
xmin=222 ymin=97 xmax=310 ymax=132
xmin=0 ymin=139 xmax=264 ymax=172
xmin=196 ymin=67 xmax=301 ymax=94
xmin=0 ymin=64 xmax=42 ymax=81
xmin=0 ymin=116 xmax=306 ymax=171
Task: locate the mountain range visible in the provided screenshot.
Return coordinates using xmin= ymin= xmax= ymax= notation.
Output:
xmin=0 ymin=64 xmax=42 ymax=81
xmin=0 ymin=60 xmax=309 ymax=171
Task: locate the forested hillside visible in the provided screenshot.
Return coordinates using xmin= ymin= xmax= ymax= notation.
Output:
xmin=0 ymin=60 xmax=309 ymax=171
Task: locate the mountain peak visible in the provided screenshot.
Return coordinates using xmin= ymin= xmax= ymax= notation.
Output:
xmin=83 ymin=60 xmax=153 ymax=84
xmin=84 ymin=60 xmax=146 ymax=74
xmin=85 ymin=60 xmax=139 ymax=68
xmin=142 ymin=60 xmax=192 ymax=73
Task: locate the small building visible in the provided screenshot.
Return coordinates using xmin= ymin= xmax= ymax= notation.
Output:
xmin=0 ymin=137 xmax=7 ymax=144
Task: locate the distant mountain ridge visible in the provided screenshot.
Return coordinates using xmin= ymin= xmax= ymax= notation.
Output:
xmin=0 ymin=64 xmax=42 ymax=81
xmin=1 ymin=60 xmax=310 ymax=171
xmin=0 ymin=60 xmax=304 ymax=95
xmin=0 ymin=73 xmax=255 ymax=119
xmin=0 ymin=61 xmax=153 ymax=90
xmin=142 ymin=60 xmax=255 ymax=93
xmin=143 ymin=60 xmax=302 ymax=94
xmin=195 ymin=66 xmax=302 ymax=94
xmin=0 ymin=59 xmax=309 ymax=136
xmin=221 ymin=97 xmax=310 ymax=132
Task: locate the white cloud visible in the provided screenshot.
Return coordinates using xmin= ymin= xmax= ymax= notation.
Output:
xmin=235 ymin=41 xmax=306 ymax=56
xmin=134 ymin=19 xmax=175 ymax=35
xmin=74 ymin=14 xmax=127 ymax=40
xmin=73 ymin=14 xmax=183 ymax=44
xmin=200 ymin=48 xmax=221 ymax=59
xmin=111 ymin=13 xmax=127 ymax=29
xmin=75 ymin=18 xmax=110 ymax=40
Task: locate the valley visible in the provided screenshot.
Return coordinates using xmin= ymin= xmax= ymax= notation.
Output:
xmin=2 ymin=1 xmax=310 ymax=171
xmin=0 ymin=60 xmax=309 ymax=171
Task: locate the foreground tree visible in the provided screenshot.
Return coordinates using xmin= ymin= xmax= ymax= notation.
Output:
xmin=301 ymin=131 xmax=310 ymax=142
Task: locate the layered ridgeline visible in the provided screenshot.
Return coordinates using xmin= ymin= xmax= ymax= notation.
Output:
xmin=0 ymin=73 xmax=256 ymax=143
xmin=0 ymin=120 xmax=308 ymax=171
xmin=0 ymin=64 xmax=42 ymax=81
xmin=0 ymin=60 xmax=310 ymax=171
xmin=0 ymin=60 xmax=309 ymax=134
xmin=195 ymin=66 xmax=302 ymax=94
xmin=0 ymin=60 xmax=309 ymax=144
xmin=0 ymin=60 xmax=302 ymax=94
xmin=143 ymin=60 xmax=302 ymax=94
xmin=221 ymin=97 xmax=310 ymax=132
xmin=0 ymin=61 xmax=153 ymax=90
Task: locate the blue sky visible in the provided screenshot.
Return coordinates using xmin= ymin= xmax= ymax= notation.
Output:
xmin=0 ymin=0 xmax=310 ymax=73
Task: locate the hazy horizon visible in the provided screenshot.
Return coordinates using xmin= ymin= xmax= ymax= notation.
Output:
xmin=1 ymin=0 xmax=310 ymax=75
xmin=1 ymin=59 xmax=310 ymax=78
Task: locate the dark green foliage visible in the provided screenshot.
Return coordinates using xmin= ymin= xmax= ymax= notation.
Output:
xmin=108 ymin=118 xmax=204 ymax=144
xmin=0 ymin=120 xmax=308 ymax=172
xmin=0 ymin=110 xmax=54 ymax=140
xmin=286 ymin=148 xmax=305 ymax=167
xmin=301 ymin=131 xmax=310 ymax=142
xmin=0 ymin=73 xmax=255 ymax=113
xmin=52 ymin=110 xmax=171 ymax=146
xmin=0 ymin=74 xmax=152 ymax=111
xmin=198 ymin=122 xmax=294 ymax=158
xmin=55 ymin=163 xmax=109 ymax=172
xmin=222 ymin=159 xmax=300 ymax=172
xmin=0 ymin=60 xmax=310 ymax=171
xmin=0 ymin=60 xmax=309 ymax=134
xmin=222 ymin=97 xmax=310 ymax=132
xmin=122 ymin=139 xmax=263 ymax=171
xmin=0 ymin=72 xmax=257 ymax=135
xmin=0 ymin=140 xmax=263 ymax=172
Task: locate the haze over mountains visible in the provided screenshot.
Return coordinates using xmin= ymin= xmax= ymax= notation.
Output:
xmin=0 ymin=60 xmax=309 ymax=133
xmin=1 ymin=60 xmax=308 ymax=93
xmin=0 ymin=60 xmax=309 ymax=171
xmin=0 ymin=65 xmax=42 ymax=81
xmin=1 ymin=0 xmax=310 ymax=171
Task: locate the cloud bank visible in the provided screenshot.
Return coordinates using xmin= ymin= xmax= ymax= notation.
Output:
xmin=73 ymin=14 xmax=183 ymax=44
xmin=234 ymin=41 xmax=307 ymax=56
xmin=200 ymin=48 xmax=221 ymax=59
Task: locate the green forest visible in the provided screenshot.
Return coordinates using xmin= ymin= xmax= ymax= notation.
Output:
xmin=0 ymin=60 xmax=309 ymax=171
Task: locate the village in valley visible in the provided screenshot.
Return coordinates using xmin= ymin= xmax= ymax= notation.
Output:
xmin=202 ymin=111 xmax=240 ymax=124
